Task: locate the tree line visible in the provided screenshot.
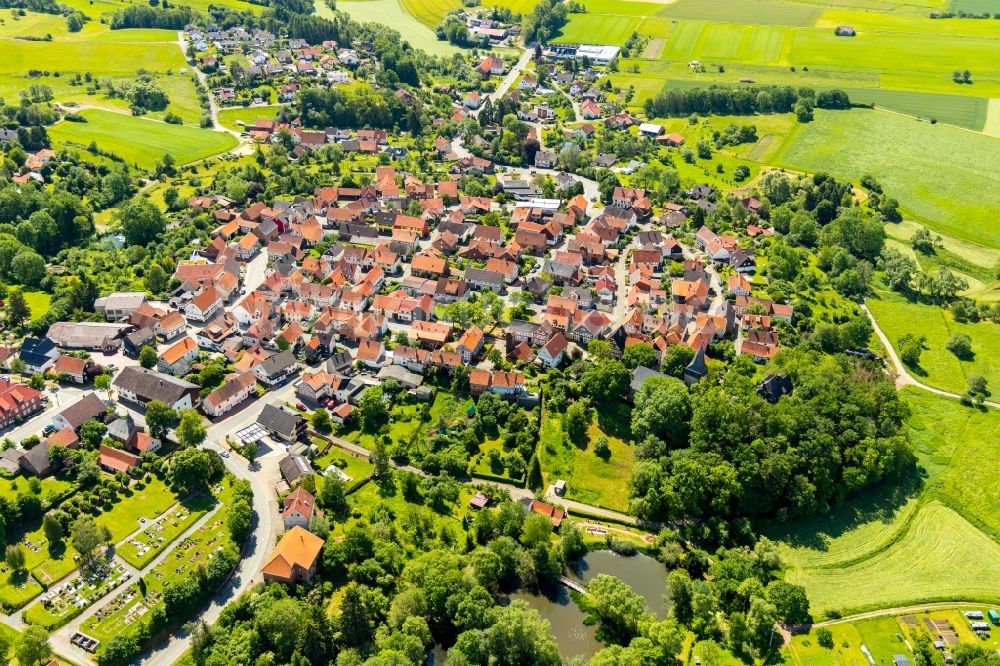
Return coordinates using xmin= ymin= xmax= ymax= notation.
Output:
xmin=644 ymin=85 xmax=851 ymax=118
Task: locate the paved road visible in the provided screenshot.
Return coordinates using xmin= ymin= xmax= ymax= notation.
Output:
xmin=486 ymin=48 xmax=533 ymax=109
xmin=1 ymin=385 xmax=89 ymax=443
xmin=176 ymin=31 xmax=241 ymax=139
xmin=242 ymin=252 xmax=269 ymax=294
xmin=861 ymin=303 xmax=999 ymax=409
xmin=50 ymin=506 xmax=223 ymax=664
xmin=132 ymin=383 xmax=296 ymax=666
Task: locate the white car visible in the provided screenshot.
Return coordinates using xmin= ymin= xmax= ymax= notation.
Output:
xmin=219 ymin=449 xmax=230 ymax=458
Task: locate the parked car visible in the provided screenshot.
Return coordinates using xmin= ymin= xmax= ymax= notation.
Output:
xmin=295 ymin=402 xmax=307 ymax=411
xmin=43 ymin=424 xmax=56 ymax=435
xmin=219 ymin=449 xmax=230 ymax=458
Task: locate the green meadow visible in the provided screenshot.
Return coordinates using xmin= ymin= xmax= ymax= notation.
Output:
xmin=772 ymin=108 xmax=1000 ymax=250
xmin=58 ymin=0 xmax=264 ymax=19
xmin=769 ymin=387 xmax=1000 ymax=616
xmin=0 ymin=10 xmax=202 ymax=124
xmin=866 ymin=288 xmax=1000 ymax=394
xmin=321 ymin=0 xmax=458 ymax=55
xmin=538 ymin=403 xmax=635 ymax=512
xmin=48 ymin=109 xmax=238 ymax=169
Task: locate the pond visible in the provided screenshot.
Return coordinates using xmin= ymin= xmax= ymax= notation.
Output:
xmin=505 ymin=550 xmax=669 ymax=662
xmin=568 ymin=549 xmax=671 ymax=618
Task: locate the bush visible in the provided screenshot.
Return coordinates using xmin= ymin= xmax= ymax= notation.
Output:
xmin=816 ymin=628 xmax=834 ymax=649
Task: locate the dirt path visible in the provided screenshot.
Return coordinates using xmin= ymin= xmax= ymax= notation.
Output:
xmin=861 ymin=302 xmax=1000 ymax=409
xmin=807 ymin=600 xmax=993 ymax=628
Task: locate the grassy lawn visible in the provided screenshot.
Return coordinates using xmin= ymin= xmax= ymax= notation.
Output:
xmin=0 ymin=568 xmax=43 ymax=611
xmin=22 ymin=557 xmax=132 ymax=629
xmin=341 ymin=401 xmax=424 ymax=450
xmin=768 ymin=389 xmax=1000 ymax=617
xmin=95 ymin=475 xmax=182 ymax=544
xmin=313 ymin=442 xmax=374 ymax=485
xmin=9 ymin=475 xmax=180 ymax=593
xmin=866 ymin=288 xmax=1000 ymax=394
xmin=538 ymin=403 xmax=635 ymax=512
xmin=0 ymin=474 xmax=73 ymax=504
xmin=22 ymin=290 xmax=52 ymax=319
xmin=216 ymin=104 xmax=284 ymax=133
xmin=49 ymin=110 xmax=238 ymax=170
xmin=471 ymin=436 xmax=517 ymax=482
xmin=772 ymin=109 xmax=1000 ymax=250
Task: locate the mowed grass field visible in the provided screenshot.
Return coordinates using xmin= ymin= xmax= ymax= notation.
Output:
xmin=866 ymin=287 xmax=1000 ymax=393
xmin=49 ymin=109 xmax=238 ymax=169
xmin=842 ymin=88 xmax=988 ymax=129
xmin=779 ymin=501 xmax=1000 ymax=615
xmin=216 ymin=104 xmax=284 ymax=133
xmin=772 ymin=109 xmax=1000 ymax=250
xmin=553 ymin=14 xmax=643 ymax=45
xmin=769 ymin=389 xmax=1000 ymax=616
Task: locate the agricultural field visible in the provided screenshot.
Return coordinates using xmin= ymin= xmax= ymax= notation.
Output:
xmin=657 ymin=0 xmax=824 ymax=26
xmin=770 ymin=389 xmax=1000 ymax=616
xmin=0 ymin=10 xmax=201 ymax=122
xmin=866 ymin=287 xmax=1000 ymax=393
xmin=553 ymin=14 xmax=643 ymax=46
xmin=537 ymin=403 xmax=635 ymax=512
xmin=779 ymin=500 xmax=1000 ymax=615
xmin=772 ymin=108 xmax=1000 ymax=250
xmin=841 ymin=87 xmax=988 ymax=129
xmin=320 ymin=0 xmax=458 ymax=55
xmin=400 ymin=0 xmax=461 ymax=28
xmin=483 ymin=0 xmax=538 ymax=12
xmin=216 ymin=104 xmax=285 ymax=133
xmin=59 ymin=0 xmax=265 ymax=19
xmin=48 ymin=110 xmax=238 ymax=170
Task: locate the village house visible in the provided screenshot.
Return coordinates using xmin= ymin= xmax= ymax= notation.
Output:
xmin=158 ymin=336 xmax=199 ymax=376
xmin=281 ymin=486 xmax=323 ymax=530
xmin=112 ymin=367 xmax=201 ymax=410
xmin=203 ymin=372 xmax=258 ymax=418
xmin=261 ymin=526 xmax=324 ymax=583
